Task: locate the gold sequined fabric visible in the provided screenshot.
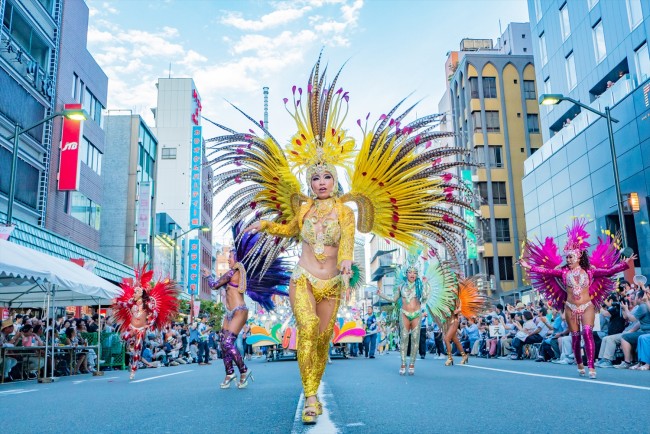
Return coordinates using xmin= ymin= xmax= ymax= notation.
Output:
xmin=261 ymin=199 xmax=355 ymax=269
xmin=292 ymin=269 xmax=342 ymax=397
xmin=291 ymin=264 xmax=342 ymax=303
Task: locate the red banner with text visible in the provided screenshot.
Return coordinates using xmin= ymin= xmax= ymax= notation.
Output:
xmin=58 ymin=103 xmax=83 ymax=190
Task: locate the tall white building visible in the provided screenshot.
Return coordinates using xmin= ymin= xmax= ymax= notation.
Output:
xmin=153 ymin=78 xmax=213 ymax=300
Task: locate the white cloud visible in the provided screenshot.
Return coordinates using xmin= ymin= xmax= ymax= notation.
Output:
xmin=87 ymin=1 xmax=365 ymax=127
xmin=220 ymin=6 xmax=311 ymax=31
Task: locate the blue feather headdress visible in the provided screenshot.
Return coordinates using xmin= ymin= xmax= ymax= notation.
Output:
xmin=232 ymin=222 xmax=290 ymax=311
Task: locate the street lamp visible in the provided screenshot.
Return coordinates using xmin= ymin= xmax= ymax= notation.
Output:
xmin=538 ymin=93 xmax=630 ymax=252
xmin=3 ymin=108 xmax=88 ymax=224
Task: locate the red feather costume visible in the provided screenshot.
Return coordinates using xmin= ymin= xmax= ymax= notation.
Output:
xmin=113 ymin=265 xmax=180 ymax=379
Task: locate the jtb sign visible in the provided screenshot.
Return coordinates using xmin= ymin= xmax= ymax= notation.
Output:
xmin=58 ymin=103 xmax=83 ymax=190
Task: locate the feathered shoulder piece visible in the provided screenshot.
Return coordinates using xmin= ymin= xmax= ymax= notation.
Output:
xmin=521 ymin=237 xmax=566 ymax=310
xmin=423 ymin=260 xmax=457 ymax=321
xmin=113 ymin=263 xmax=180 ymax=331
xmin=589 ymin=231 xmax=624 ymax=307
xmin=341 ymin=99 xmax=476 ymax=260
xmin=232 ymin=222 xmax=290 ymax=311
xmin=457 ymin=275 xmax=489 ymax=319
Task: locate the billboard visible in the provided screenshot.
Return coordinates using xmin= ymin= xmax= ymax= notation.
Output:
xmin=461 ymin=170 xmax=478 ymax=260
xmin=136 ymin=181 xmax=152 ymax=244
xmin=187 ymin=239 xmax=200 ymax=295
xmin=189 ymin=126 xmax=202 ymax=229
xmin=57 ymin=103 xmax=84 ymax=190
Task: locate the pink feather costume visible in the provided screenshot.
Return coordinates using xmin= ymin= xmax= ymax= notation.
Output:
xmin=522 ymin=219 xmax=629 ymax=371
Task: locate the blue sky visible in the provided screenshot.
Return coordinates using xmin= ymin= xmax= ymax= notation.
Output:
xmin=86 ymin=0 xmax=530 ymax=142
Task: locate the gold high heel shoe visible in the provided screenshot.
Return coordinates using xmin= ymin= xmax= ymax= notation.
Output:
xmin=302 ymin=400 xmax=319 ymax=425
xmin=460 ymin=352 xmax=469 ymax=365
xmin=445 ymin=354 xmax=454 ymax=366
xmin=315 ymin=400 xmax=323 ymax=415
xmin=237 ymin=370 xmax=254 ymax=389
xmin=220 ymin=373 xmax=237 ymax=389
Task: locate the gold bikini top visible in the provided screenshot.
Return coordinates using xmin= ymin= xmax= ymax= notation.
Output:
xmin=301 ymin=218 xmax=342 ymax=248
xmin=300 ymin=199 xmax=341 ymax=262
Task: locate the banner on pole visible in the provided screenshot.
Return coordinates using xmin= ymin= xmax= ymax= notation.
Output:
xmin=0 ymin=224 xmax=16 ymax=240
xmin=189 ymin=126 xmax=202 ymax=229
xmin=187 ymin=239 xmax=200 ymax=295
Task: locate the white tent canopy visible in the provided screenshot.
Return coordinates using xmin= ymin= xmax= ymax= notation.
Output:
xmin=0 ymin=239 xmax=122 ymax=307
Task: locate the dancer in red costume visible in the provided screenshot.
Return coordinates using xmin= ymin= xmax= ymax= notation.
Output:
xmin=113 ymin=265 xmax=179 ymax=380
xmin=520 ymin=219 xmax=635 ymax=379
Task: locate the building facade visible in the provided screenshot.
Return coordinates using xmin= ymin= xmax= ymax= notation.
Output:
xmin=524 ymin=0 xmax=650 ymax=273
xmin=447 ymin=25 xmax=542 ymax=297
xmin=153 ymin=78 xmax=213 ymax=300
xmin=1 ymin=0 xmax=60 ymax=225
xmin=1 ymin=0 xmax=130 ymax=282
xmin=45 ymin=0 xmax=107 ymax=249
xmin=101 ymin=113 xmax=157 ymax=267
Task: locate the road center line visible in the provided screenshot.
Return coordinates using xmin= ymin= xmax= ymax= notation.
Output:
xmin=460 ymin=365 xmax=650 ymax=391
xmin=292 ymin=382 xmax=340 ymax=434
xmin=130 ymin=370 xmax=192 ymax=383
xmin=0 ymin=389 xmax=38 ymax=395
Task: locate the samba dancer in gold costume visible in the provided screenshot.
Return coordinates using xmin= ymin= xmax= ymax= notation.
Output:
xmin=207 ymin=54 xmax=476 ymax=425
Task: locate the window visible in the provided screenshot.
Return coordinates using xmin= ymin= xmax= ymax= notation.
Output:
xmin=527 ymin=114 xmax=540 ymax=133
xmin=484 ymin=257 xmax=515 ymax=281
xmin=81 ymin=86 xmax=104 ymax=126
xmin=476 ymin=146 xmax=503 ymax=168
xmin=626 ymin=0 xmax=643 ymax=30
xmin=539 ymin=33 xmax=548 ymax=66
xmin=478 ymin=181 xmax=507 ymax=205
xmin=635 ymin=42 xmax=650 ymax=84
xmin=534 ymin=0 xmax=542 ymax=22
xmin=565 ymin=52 xmax=577 ymax=90
xmin=587 ymin=0 xmax=598 ymax=10
xmin=560 ymin=3 xmax=571 ymax=41
xmin=483 ymin=77 xmax=497 ymax=98
xmin=472 ymin=111 xmax=482 ymax=132
xmin=482 ymin=218 xmax=511 ymax=243
xmin=592 ymin=20 xmax=606 ymax=63
xmin=81 ymin=137 xmax=102 ymax=175
xmin=469 ymin=77 xmax=479 ymax=98
xmin=161 ymin=147 xmax=177 ymax=159
xmin=544 ymin=77 xmax=551 ymax=95
xmin=523 ymin=80 xmax=536 ymax=99
xmin=72 ymin=73 xmax=78 ymax=100
xmin=485 ymin=111 xmax=500 ymax=132
xmin=70 ymin=192 xmax=101 ymax=230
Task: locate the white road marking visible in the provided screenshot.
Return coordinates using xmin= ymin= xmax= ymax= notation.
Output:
xmin=130 ymin=370 xmax=192 ymax=383
xmin=460 ymin=364 xmax=650 ymax=391
xmin=72 ymin=376 xmax=118 ymax=384
xmin=292 ymin=382 xmax=340 ymax=434
xmin=0 ymin=389 xmax=38 ymax=395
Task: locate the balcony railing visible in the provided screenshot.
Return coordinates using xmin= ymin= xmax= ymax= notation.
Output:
xmin=0 ymin=28 xmax=53 ymax=102
xmin=524 ymin=75 xmax=635 ymax=176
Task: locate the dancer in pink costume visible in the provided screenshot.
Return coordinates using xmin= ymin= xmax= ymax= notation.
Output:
xmin=520 ymin=219 xmax=635 ymax=379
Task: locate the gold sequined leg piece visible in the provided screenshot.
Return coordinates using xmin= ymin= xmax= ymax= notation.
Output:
xmin=314 ymin=293 xmax=341 ymax=392
xmin=409 ymin=324 xmax=421 ymax=366
xmin=293 ymin=275 xmax=320 ymax=398
xmin=399 ymin=318 xmax=409 ymax=367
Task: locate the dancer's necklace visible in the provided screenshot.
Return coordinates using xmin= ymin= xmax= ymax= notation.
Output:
xmin=311 ymin=198 xmax=335 ymax=223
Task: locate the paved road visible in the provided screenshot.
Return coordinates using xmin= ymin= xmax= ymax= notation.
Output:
xmin=2 ymin=352 xmax=649 ymax=433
